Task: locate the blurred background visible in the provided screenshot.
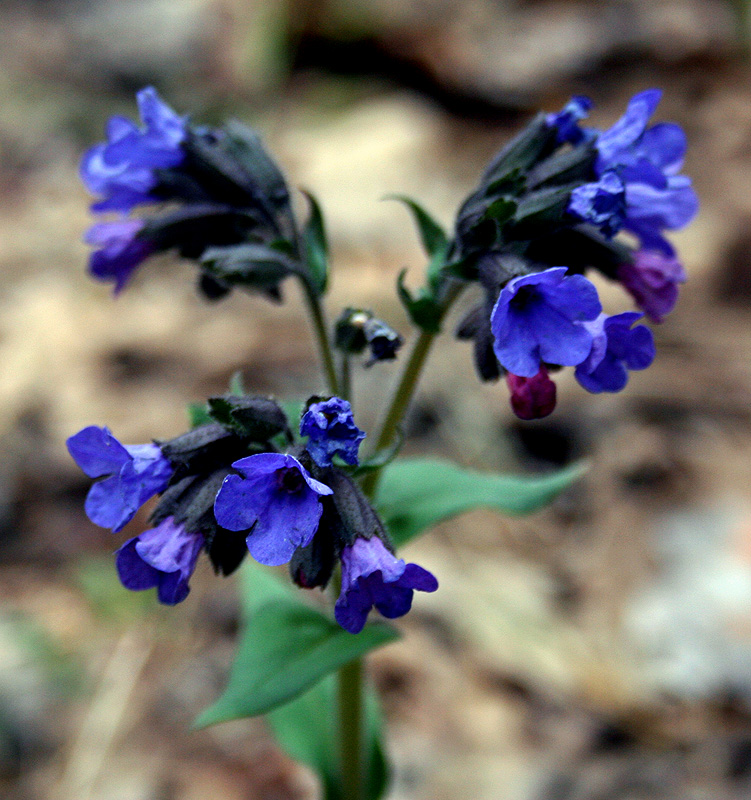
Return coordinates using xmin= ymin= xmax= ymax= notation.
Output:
xmin=2 ymin=0 xmax=751 ymax=798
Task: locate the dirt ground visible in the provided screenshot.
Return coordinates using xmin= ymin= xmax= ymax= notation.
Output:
xmin=3 ymin=1 xmax=751 ymax=799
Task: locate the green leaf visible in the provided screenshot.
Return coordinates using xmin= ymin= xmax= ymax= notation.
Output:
xmin=268 ymin=676 xmax=389 ymax=800
xmin=194 ymin=565 xmax=399 ymax=726
xmin=396 ymin=270 xmax=442 ymax=333
xmin=228 ymin=371 xmax=246 ymax=395
xmin=386 ymin=195 xmax=448 ymax=259
xmin=376 ymin=458 xmax=588 ymax=547
xmin=187 ymin=401 xmax=212 ymax=428
xmin=301 ymin=191 xmax=329 ymax=294
xmin=482 ymin=197 xmax=517 ymax=227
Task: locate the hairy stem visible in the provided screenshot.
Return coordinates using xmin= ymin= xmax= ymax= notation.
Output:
xmin=361 ymin=283 xmax=463 ymax=497
xmin=339 ymin=352 xmax=352 ymax=404
xmin=338 ymin=657 xmax=364 ymax=800
xmin=334 ymin=283 xmax=462 ymax=799
xmin=301 ymin=279 xmax=340 ymax=395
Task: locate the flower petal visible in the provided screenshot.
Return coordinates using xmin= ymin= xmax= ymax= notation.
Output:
xmin=67 ymin=425 xmax=130 ymax=478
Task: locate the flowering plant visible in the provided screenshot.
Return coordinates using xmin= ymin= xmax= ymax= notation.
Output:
xmin=68 ymin=87 xmax=696 ymax=799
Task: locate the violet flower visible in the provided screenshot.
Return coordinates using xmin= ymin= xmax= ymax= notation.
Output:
xmin=575 ymin=312 xmax=655 ymax=393
xmin=335 ymin=537 xmax=438 ymax=634
xmin=568 ymin=172 xmax=626 ymax=238
xmin=619 ymin=250 xmax=687 ymax=323
xmin=213 ymin=453 xmax=332 ymax=566
xmin=546 ymin=96 xmax=594 ymax=146
xmin=85 ymin=219 xmax=153 ymax=293
xmin=67 ymin=425 xmax=173 ymax=532
xmin=116 ymin=517 xmax=203 ymax=605
xmin=595 ymin=89 xmax=698 ymax=253
xmin=490 ymin=267 xmax=602 ymax=378
xmin=80 ymin=87 xmax=186 ymax=214
xmin=300 ymin=397 xmax=366 ymax=468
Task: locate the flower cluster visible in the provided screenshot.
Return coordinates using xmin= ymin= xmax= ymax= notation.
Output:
xmin=68 ymin=395 xmax=436 ymax=632
xmin=453 ymin=89 xmax=697 ymax=419
xmin=81 ymin=87 xmax=306 ymax=299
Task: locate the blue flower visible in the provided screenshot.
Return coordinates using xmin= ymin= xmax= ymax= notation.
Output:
xmin=593 ymin=89 xmax=698 ymax=251
xmin=546 ymin=96 xmax=593 ymax=145
xmin=84 ymin=219 xmax=153 ymax=293
xmin=622 ymin=176 xmax=698 ymax=255
xmin=66 ymin=426 xmax=173 ymax=532
xmin=80 ymin=87 xmax=186 ymax=214
xmin=568 ymin=171 xmax=626 ymax=238
xmin=334 ymin=536 xmax=438 ymax=634
xmin=213 ymin=453 xmax=333 ymax=566
xmin=116 ymin=517 xmax=203 ymax=605
xmin=300 ymin=397 xmax=366 ymax=468
xmin=490 ymin=267 xmax=602 ymax=378
xmin=574 ymin=312 xmax=655 ymax=393
xmin=618 ymin=249 xmax=687 ymax=323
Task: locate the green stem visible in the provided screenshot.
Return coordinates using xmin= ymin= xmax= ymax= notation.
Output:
xmin=733 ymin=0 xmax=751 ymax=48
xmin=339 ymin=352 xmax=352 ymax=404
xmin=334 ymin=283 xmax=462 ymax=799
xmin=301 ymin=279 xmax=340 ymax=395
xmin=331 ymin=567 xmax=364 ymax=800
xmin=360 ymin=282 xmax=463 ymax=497
xmin=338 ymin=658 xmax=364 ymax=800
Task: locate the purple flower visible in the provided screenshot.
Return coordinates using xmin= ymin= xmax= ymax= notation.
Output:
xmin=67 ymin=425 xmax=173 ymax=532
xmin=334 ymin=537 xmax=438 ymax=634
xmin=84 ymin=219 xmax=153 ymax=293
xmin=619 ymin=250 xmax=687 ymax=323
xmin=506 ymin=367 xmax=557 ymax=420
xmin=300 ymin=397 xmax=366 ymax=468
xmin=116 ymin=517 xmax=203 ymax=605
xmin=623 ymin=176 xmax=699 ymax=255
xmin=81 ymin=87 xmax=186 ymax=214
xmin=213 ymin=453 xmax=333 ymax=566
xmin=546 ymin=96 xmax=593 ymax=145
xmin=574 ymin=312 xmax=655 ymax=393
xmin=568 ymin=171 xmax=626 ymax=238
xmin=490 ymin=267 xmax=602 ymax=378
xmin=593 ymin=89 xmax=698 ymax=250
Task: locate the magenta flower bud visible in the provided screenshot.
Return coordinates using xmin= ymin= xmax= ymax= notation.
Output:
xmin=506 ymin=367 xmax=557 ymax=420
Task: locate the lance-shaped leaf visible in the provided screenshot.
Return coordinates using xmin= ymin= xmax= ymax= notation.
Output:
xmin=187 ymin=401 xmax=212 ymax=429
xmin=397 ymin=271 xmax=442 ymax=333
xmin=376 ymin=458 xmax=587 ymax=547
xmin=268 ymin=675 xmax=389 ymax=800
xmin=194 ymin=564 xmax=399 ymax=726
xmin=386 ymin=195 xmax=449 ymax=291
xmin=301 ymin=190 xmax=329 ymax=295
xmin=387 ymin=195 xmax=448 ymax=259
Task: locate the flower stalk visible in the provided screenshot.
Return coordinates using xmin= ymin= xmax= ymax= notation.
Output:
xmin=301 ymin=278 xmax=340 ymax=395
xmin=338 ymin=657 xmax=364 ymax=800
